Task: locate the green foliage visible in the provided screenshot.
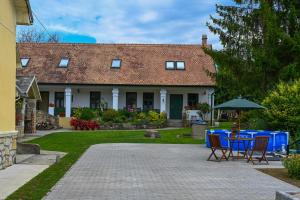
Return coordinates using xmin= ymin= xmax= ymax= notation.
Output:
xmin=240 ymin=110 xmax=269 ymax=130
xmin=283 ymin=155 xmax=300 ymax=180
xmin=207 ymin=0 xmax=300 ymax=102
xmin=102 ymin=109 xmax=119 ymax=122
xmin=262 ymin=80 xmax=300 ymax=137
xmin=132 ymin=111 xmax=167 ymax=127
xmin=196 ymin=103 xmax=211 ymax=120
xmin=73 ymin=108 xmax=96 ymax=120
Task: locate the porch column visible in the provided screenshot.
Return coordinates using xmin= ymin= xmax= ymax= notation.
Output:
xmin=112 ymin=88 xmax=119 ymax=110
xmin=48 ymin=91 xmax=55 ymax=115
xmin=160 ymin=89 xmax=167 ymax=113
xmin=65 ymin=87 xmax=72 ymax=117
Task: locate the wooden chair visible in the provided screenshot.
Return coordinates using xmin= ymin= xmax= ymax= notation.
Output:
xmin=207 ymin=134 xmax=229 ymax=162
xmin=247 ymin=136 xmax=270 ymax=165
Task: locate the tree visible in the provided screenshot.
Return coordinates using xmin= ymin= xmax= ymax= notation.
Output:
xmin=17 ymin=28 xmax=60 ymax=43
xmin=206 ymin=0 xmax=300 ymax=103
xmin=263 ymin=79 xmax=300 ymax=138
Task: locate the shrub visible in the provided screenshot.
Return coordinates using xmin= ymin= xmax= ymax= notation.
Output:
xmin=73 ymin=108 xmax=96 ymax=120
xmin=80 ymin=108 xmax=96 ymax=120
xmin=283 ymin=155 xmax=300 ymax=179
xmin=148 ymin=110 xmax=160 ymax=122
xmin=132 ymin=112 xmax=149 ymax=125
xmin=70 ymin=118 xmax=99 ymax=130
xmin=240 ymin=110 xmax=268 ymax=130
xmin=102 ymin=109 xmax=119 ymax=122
xmin=262 ymin=79 xmax=300 ymax=137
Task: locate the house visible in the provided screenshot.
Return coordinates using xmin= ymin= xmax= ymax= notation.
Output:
xmin=17 ymin=35 xmax=216 ymax=127
xmin=0 ymin=0 xmax=33 ymax=169
xmin=16 ymin=76 xmax=41 ymax=137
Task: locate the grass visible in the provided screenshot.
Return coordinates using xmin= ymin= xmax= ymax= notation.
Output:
xmin=6 ymin=128 xmax=202 ymax=200
xmin=258 ymin=168 xmax=300 ymax=188
xmin=209 ymin=121 xmax=233 ymax=130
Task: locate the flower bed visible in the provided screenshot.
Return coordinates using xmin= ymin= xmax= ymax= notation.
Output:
xmin=70 ymin=118 xmax=100 ymax=130
xmin=69 ymin=108 xmax=167 ymax=130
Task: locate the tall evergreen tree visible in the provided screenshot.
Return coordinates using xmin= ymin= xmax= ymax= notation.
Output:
xmin=207 ymin=0 xmax=300 ymax=103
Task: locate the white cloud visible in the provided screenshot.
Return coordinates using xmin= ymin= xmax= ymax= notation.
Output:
xmin=139 ymin=11 xmax=159 ymax=23
xmin=48 ymin=24 xmax=78 ymax=34
xmin=25 ymin=0 xmax=224 ymax=47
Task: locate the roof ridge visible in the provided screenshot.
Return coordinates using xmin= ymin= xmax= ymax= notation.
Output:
xmin=17 ymin=42 xmax=203 ymax=46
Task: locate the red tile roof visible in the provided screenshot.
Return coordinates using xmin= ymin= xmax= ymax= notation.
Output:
xmin=17 ymin=43 xmax=216 ymax=86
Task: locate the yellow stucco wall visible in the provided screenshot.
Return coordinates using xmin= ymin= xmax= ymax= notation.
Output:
xmin=59 ymin=117 xmax=72 ymax=129
xmin=0 ymin=1 xmax=17 ymax=132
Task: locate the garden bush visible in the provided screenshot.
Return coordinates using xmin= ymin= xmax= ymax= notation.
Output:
xmin=102 ymin=109 xmax=119 ymax=122
xmin=283 ymin=155 xmax=300 ymax=180
xmin=70 ymin=118 xmax=99 ymax=130
xmin=262 ymin=79 xmax=300 ymax=138
xmin=73 ymin=108 xmax=96 ymax=120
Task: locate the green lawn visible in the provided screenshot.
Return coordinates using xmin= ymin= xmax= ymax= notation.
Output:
xmin=209 ymin=122 xmax=233 ymax=130
xmin=7 ymin=128 xmax=203 ymax=200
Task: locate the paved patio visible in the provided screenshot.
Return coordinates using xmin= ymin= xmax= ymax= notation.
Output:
xmin=44 ymin=144 xmax=300 ymax=200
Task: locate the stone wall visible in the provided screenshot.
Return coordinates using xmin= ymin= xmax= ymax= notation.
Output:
xmin=25 ymin=99 xmax=37 ymax=134
xmin=0 ymin=132 xmax=17 ymax=169
xmin=36 ymin=110 xmax=59 ymax=130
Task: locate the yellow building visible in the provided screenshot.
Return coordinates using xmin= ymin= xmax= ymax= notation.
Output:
xmin=0 ymin=0 xmax=33 ymax=169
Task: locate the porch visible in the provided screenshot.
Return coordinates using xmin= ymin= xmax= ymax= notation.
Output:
xmin=37 ymin=85 xmax=214 ymax=121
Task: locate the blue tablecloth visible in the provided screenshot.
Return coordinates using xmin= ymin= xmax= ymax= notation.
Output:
xmin=206 ymin=130 xmax=289 ymax=152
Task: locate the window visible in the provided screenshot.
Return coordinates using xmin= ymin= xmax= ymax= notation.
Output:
xmin=176 ymin=61 xmax=185 ymax=70
xmin=21 ymin=58 xmax=30 ymax=67
xmin=126 ymin=92 xmax=137 ymax=109
xmin=111 ymin=59 xmax=121 ymax=68
xmin=166 ymin=61 xmax=175 ymax=69
xmin=165 ymin=61 xmax=185 ymax=70
xmin=90 ymin=92 xmax=101 ymax=109
xmin=55 ymin=92 xmax=64 ymax=108
xmin=143 ymin=93 xmax=154 ymax=111
xmin=58 ymin=57 xmax=69 ymax=68
xmin=188 ymin=93 xmax=199 ymax=107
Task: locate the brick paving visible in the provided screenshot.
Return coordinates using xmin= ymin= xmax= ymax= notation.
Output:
xmin=44 ymin=144 xmax=300 ymax=200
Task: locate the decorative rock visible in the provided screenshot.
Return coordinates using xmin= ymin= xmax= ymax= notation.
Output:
xmin=144 ymin=130 xmax=161 ymax=138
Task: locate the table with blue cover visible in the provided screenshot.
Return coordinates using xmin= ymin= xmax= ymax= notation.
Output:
xmin=206 ymin=130 xmax=289 ymax=153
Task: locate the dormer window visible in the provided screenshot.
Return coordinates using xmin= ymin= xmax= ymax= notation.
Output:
xmin=112 ymin=59 xmax=121 ymax=68
xmin=58 ymin=57 xmax=69 ymax=68
xmin=111 ymin=59 xmax=121 ymax=68
xmin=166 ymin=61 xmax=175 ymax=69
xmin=21 ymin=58 xmax=30 ymax=67
xmin=165 ymin=61 xmax=185 ymax=70
xmin=176 ymin=61 xmax=185 ymax=70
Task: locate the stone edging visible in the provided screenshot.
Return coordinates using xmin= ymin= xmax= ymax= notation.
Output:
xmin=276 ymin=191 xmax=300 ymax=200
xmin=0 ymin=131 xmax=18 ymax=138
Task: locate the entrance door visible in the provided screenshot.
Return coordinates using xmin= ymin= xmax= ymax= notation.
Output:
xmin=37 ymin=92 xmax=49 ymax=113
xmin=169 ymin=94 xmax=183 ymax=119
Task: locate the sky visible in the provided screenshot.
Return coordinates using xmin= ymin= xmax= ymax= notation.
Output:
xmin=19 ymin=0 xmax=232 ymax=49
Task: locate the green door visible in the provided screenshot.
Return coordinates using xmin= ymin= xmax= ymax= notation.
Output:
xmin=169 ymin=94 xmax=183 ymax=119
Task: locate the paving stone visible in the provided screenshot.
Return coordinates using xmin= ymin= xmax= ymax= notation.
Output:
xmin=44 ymin=144 xmax=300 ymax=200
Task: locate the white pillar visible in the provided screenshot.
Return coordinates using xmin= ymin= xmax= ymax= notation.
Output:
xmin=112 ymin=88 xmax=119 ymax=110
xmin=65 ymin=87 xmax=72 ymax=117
xmin=160 ymin=89 xmax=167 ymax=113
xmin=48 ymin=91 xmax=55 ymax=116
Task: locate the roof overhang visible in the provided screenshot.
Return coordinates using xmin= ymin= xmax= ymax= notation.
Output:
xmin=16 ymin=76 xmax=41 ymax=101
xmin=15 ymin=0 xmax=33 ymax=25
